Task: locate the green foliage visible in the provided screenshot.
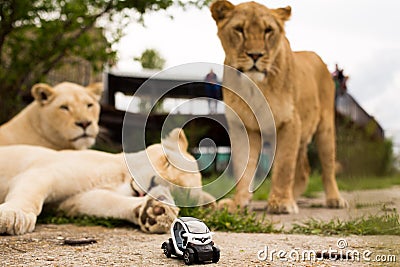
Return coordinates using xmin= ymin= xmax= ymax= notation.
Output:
xmin=134 ymin=48 xmax=166 ymax=70
xmin=0 ymin=0 xmax=208 ymax=123
xmin=290 ymin=210 xmax=400 ymax=236
xmin=307 ymin=116 xmax=395 ymax=177
xmin=335 ymin=119 xmax=395 ymax=177
xmin=179 ymin=207 xmax=278 ymax=233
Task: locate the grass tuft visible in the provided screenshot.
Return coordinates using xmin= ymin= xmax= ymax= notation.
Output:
xmin=179 ymin=207 xmax=279 ymax=233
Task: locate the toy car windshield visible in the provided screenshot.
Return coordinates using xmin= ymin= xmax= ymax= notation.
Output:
xmin=185 ymin=220 xmax=210 ymax=234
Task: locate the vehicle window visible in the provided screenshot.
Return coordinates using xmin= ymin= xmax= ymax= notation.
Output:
xmin=186 ymin=221 xmax=210 ymax=234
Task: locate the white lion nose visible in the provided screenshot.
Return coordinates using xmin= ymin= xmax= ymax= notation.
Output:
xmin=75 ymin=121 xmax=92 ymax=130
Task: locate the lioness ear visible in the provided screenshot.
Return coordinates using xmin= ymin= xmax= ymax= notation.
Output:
xmin=210 ymin=0 xmax=235 ymax=22
xmin=86 ymin=82 xmax=103 ymax=101
xmin=274 ymin=6 xmax=292 ymax=21
xmin=31 ymin=83 xmax=55 ymax=106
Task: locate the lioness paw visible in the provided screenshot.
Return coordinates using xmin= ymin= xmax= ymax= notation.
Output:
xmin=217 ymin=198 xmax=240 ymax=213
xmin=326 ymin=197 xmax=348 ymax=209
xmin=0 ymin=204 xmax=36 ymax=235
xmin=267 ymin=198 xmax=299 ymax=214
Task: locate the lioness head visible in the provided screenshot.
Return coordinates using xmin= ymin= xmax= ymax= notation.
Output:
xmin=31 ymin=82 xmax=103 ymax=150
xmin=211 ymin=0 xmax=291 ymax=81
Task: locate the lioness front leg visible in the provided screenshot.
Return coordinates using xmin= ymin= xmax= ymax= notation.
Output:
xmin=267 ymin=117 xmax=301 ymax=214
xmin=58 ymin=186 xmax=179 ymax=233
xmin=218 ymin=126 xmax=261 ymax=212
xmin=315 ymin=116 xmax=347 ymax=209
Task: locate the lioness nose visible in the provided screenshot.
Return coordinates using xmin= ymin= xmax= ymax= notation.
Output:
xmin=75 ymin=121 xmax=92 ymax=130
xmin=246 ymin=52 xmax=264 ymax=62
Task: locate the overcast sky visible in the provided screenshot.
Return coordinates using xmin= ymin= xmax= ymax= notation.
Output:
xmin=114 ymin=0 xmax=400 ymax=151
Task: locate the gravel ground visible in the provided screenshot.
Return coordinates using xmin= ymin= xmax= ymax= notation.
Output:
xmin=1 ymin=187 xmax=399 ymax=267
xmin=1 ymin=225 xmax=399 ymax=266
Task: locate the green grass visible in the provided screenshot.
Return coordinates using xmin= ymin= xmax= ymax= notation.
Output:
xmin=37 ymin=206 xmax=400 ymax=236
xmin=38 ymin=207 xmax=278 ymax=233
xmin=37 ymin=210 xmax=135 ymax=228
xmin=289 ymin=210 xmax=400 ymax=236
xmin=250 ymin=173 xmax=400 ymax=200
xmin=336 ymin=174 xmax=400 ymax=191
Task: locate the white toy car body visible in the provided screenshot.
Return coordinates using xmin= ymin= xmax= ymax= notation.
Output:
xmin=161 ymin=217 xmax=220 ymax=265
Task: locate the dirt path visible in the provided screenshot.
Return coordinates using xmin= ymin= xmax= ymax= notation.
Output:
xmin=1 ymin=188 xmax=399 ymax=267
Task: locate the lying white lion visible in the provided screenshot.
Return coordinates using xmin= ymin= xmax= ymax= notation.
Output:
xmin=0 ymin=129 xmax=213 ymax=235
xmin=0 ymin=82 xmax=103 ymax=150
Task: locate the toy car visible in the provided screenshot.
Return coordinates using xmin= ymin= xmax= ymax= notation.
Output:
xmin=161 ymin=217 xmax=220 ymax=265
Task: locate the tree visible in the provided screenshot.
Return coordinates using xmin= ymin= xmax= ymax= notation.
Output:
xmin=0 ymin=0 xmax=210 ymax=123
xmin=135 ymin=48 xmax=166 ymax=70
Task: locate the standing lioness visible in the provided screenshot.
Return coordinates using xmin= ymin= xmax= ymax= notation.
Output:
xmin=211 ymin=1 xmax=347 ymax=213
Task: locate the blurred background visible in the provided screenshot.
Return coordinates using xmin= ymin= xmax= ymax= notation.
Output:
xmin=1 ymin=0 xmax=399 ymax=189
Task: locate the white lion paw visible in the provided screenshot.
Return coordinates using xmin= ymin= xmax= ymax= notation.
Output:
xmin=0 ymin=204 xmax=36 ymax=235
xmin=137 ymin=186 xmax=179 ymax=234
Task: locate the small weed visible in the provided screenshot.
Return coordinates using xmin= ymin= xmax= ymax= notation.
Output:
xmin=355 ymin=201 xmax=395 ymax=209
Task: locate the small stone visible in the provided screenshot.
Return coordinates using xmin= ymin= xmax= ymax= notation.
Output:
xmin=46 ymin=256 xmax=55 ymax=261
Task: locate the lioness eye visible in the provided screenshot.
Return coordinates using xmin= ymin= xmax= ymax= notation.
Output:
xmin=60 ymin=105 xmax=69 ymax=111
xmin=265 ymin=27 xmax=273 ymax=34
xmin=234 ymin=26 xmax=244 ymax=34
xmin=87 ymin=103 xmax=93 ymax=108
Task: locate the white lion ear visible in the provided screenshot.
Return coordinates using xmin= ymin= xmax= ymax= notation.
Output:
xmin=274 ymin=6 xmax=292 ymax=22
xmin=31 ymin=83 xmax=55 ymax=106
xmin=162 ymin=128 xmax=189 ymax=152
xmin=210 ymin=0 xmax=235 ymax=22
xmin=86 ymin=82 xmax=103 ymax=101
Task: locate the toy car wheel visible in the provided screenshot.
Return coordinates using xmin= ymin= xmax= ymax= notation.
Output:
xmin=161 ymin=240 xmax=173 ymax=258
xmin=183 ymin=249 xmax=195 ymax=265
xmin=212 ymin=246 xmax=220 ymax=263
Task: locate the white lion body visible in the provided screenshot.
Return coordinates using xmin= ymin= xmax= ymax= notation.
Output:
xmin=0 ymin=129 xmax=212 ymax=235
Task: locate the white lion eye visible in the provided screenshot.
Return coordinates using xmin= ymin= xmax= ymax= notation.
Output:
xmin=87 ymin=103 xmax=93 ymax=108
xmin=60 ymin=105 xmax=69 ymax=111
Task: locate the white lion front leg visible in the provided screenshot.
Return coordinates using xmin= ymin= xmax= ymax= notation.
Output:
xmin=58 ymin=186 xmax=179 ymax=233
xmin=0 ymin=170 xmax=51 ymax=235
xmin=0 ymin=203 xmax=37 ymax=235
